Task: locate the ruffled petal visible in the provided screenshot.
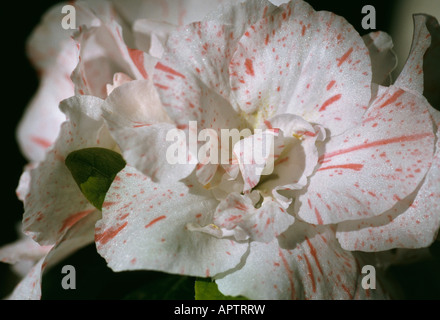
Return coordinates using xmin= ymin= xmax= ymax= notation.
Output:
xmin=71 ymin=20 xmax=154 ymax=99
xmin=213 ymin=192 xmax=294 ymax=242
xmin=233 ymin=129 xmax=282 ymax=192
xmin=258 ymin=114 xmax=325 ymax=195
xmin=7 ymin=210 xmax=99 ymax=300
xmin=216 ymin=221 xmax=388 ymax=299
xmin=229 ymin=0 xmax=372 ymax=135
xmin=23 ymin=96 xmax=116 ymax=245
xmin=296 ymin=86 xmax=435 ymax=225
xmin=153 ymin=0 xmax=277 ymax=123
xmin=336 ymin=134 xmax=440 ymax=251
xmin=395 ymin=15 xmax=438 ymax=95
xmin=362 ymin=31 xmax=397 ymax=86
xmin=96 ymin=165 xmax=249 ymax=277
xmin=103 ymin=80 xmax=196 ymax=182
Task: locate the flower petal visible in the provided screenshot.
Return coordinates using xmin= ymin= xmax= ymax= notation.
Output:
xmin=213 ymin=192 xmax=294 ymax=242
xmin=216 ymin=221 xmax=388 ymax=299
xmin=336 ymin=134 xmax=440 ymax=251
xmin=96 ymin=165 xmax=248 ymax=277
xmin=296 ymin=86 xmax=435 ymax=225
xmin=362 ymin=31 xmax=397 ymax=86
xmin=153 ymin=0 xmax=277 ymax=122
xmin=233 ymin=129 xmax=282 ymax=192
xmin=71 ymin=21 xmax=154 ymax=99
xmin=111 ymin=0 xmax=237 ymax=26
xmin=258 ymin=114 xmax=325 ymax=194
xmin=395 ymin=15 xmax=439 ymax=95
xmin=7 ymin=210 xmax=99 ymax=300
xmin=229 ymin=0 xmax=372 ymax=135
xmin=23 ymin=96 xmax=115 ymax=245
xmin=103 ymin=80 xmax=196 ymax=182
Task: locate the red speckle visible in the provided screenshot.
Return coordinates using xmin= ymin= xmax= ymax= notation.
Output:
xmin=319 ymin=94 xmax=342 ymax=112
xmin=318 ymin=163 xmax=364 ymax=172
xmin=278 ymin=249 xmax=295 ymax=299
xmin=326 ymin=80 xmax=336 ymax=91
xmin=155 ymin=62 xmax=186 ymax=79
xmin=128 ymin=48 xmax=148 ymax=79
xmin=320 ymin=133 xmax=432 ymax=162
xmin=378 ymin=89 xmax=405 ymax=109
xmin=305 ymin=237 xmax=323 ymax=275
xmin=31 ymin=136 xmax=52 ymax=149
xmin=245 ymin=58 xmax=255 ymax=76
xmin=95 ymin=221 xmax=128 ymax=245
xmin=59 ymin=209 xmax=95 ymax=233
xmin=314 ymin=208 xmax=324 ymax=225
xmin=336 ymin=47 xmax=353 ymax=67
xmin=145 ymin=215 xmax=167 ymax=229
xmin=303 ymin=254 xmax=316 ymax=293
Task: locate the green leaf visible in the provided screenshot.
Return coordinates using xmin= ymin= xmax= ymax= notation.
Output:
xmin=195 ymin=278 xmax=248 ymax=300
xmin=65 ymin=148 xmax=126 ymax=210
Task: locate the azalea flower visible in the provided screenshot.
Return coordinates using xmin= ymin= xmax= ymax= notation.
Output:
xmin=99 ymin=0 xmax=440 ymax=299
xmin=2 ymin=0 xmax=439 ymax=300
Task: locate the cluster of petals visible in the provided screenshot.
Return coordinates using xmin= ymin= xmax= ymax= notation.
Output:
xmin=1 ymin=0 xmax=440 ymax=300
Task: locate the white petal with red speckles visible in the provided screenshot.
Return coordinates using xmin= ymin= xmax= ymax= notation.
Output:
xmin=216 ymin=221 xmax=388 ymax=299
xmin=395 ymin=15 xmax=436 ymax=95
xmin=103 ymin=80 xmax=196 ymax=182
xmin=22 ymin=96 xmax=116 ymax=245
xmin=7 ymin=210 xmax=100 ymax=300
xmin=296 ymin=86 xmax=435 ymax=225
xmin=229 ymin=0 xmax=372 ymax=135
xmin=213 ymin=192 xmax=294 ymax=242
xmin=96 ymin=165 xmax=248 ymax=277
xmin=153 ymin=0 xmax=277 ymax=123
xmin=336 ymin=130 xmax=440 ymax=252
xmin=362 ymin=31 xmax=397 ymax=86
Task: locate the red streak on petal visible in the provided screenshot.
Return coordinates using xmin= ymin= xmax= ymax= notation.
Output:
xmin=314 ymin=208 xmax=324 ymax=225
xmin=320 ymin=133 xmax=432 ymax=162
xmin=278 ymin=249 xmax=296 ymax=299
xmin=154 ymin=83 xmax=169 ymax=90
xmin=341 ymin=283 xmax=353 ymax=299
xmin=102 ymin=201 xmax=118 ymax=208
xmin=326 ymin=80 xmax=336 ymax=91
xmin=318 ymin=164 xmax=364 ymax=172
xmin=31 ymin=136 xmax=52 ymax=149
xmin=264 ymin=120 xmax=273 ymax=129
xmin=128 ymin=48 xmax=148 ymax=79
xmin=305 ymin=236 xmax=323 ymax=275
xmin=319 ymin=94 xmax=342 ymax=112
xmin=234 ymin=201 xmax=248 ymax=211
xmin=59 ymin=209 xmax=94 ymax=233
xmin=155 ymin=62 xmax=186 ymax=79
xmin=95 ymin=221 xmax=128 ymax=245
xmin=245 ymin=58 xmax=255 ymax=76
xmin=377 ymin=89 xmax=405 ymax=109
xmin=303 ymin=254 xmax=316 ymax=293
xmin=336 ymin=47 xmax=353 ymax=67
xmin=144 ymin=215 xmax=167 ymax=229
xmin=301 ymin=25 xmax=306 ymax=37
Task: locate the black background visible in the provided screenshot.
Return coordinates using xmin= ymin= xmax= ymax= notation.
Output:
xmin=2 ymin=0 xmax=440 ymax=301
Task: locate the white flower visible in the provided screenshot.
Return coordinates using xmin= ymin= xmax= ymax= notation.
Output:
xmin=97 ymin=0 xmax=440 ymax=299
xmin=4 ymin=0 xmax=440 ymax=300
